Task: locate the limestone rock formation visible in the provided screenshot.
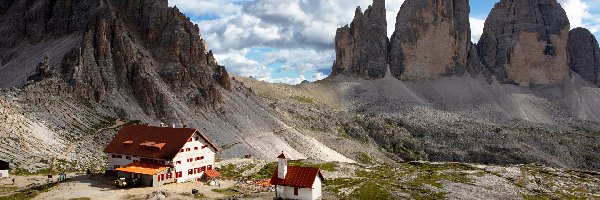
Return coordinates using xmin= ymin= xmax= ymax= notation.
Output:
xmin=388 ymin=0 xmax=471 ymax=80
xmin=0 ymin=0 xmax=231 ymax=121
xmin=568 ymin=27 xmax=600 ymax=85
xmin=477 ymin=0 xmax=570 ymax=85
xmin=27 ymin=54 xmax=54 ymax=82
xmin=332 ymin=0 xmax=388 ymax=79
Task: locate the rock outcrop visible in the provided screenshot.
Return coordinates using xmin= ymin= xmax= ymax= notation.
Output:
xmin=568 ymin=27 xmax=600 ymax=85
xmin=477 ymin=0 xmax=570 ymax=85
xmin=388 ymin=0 xmax=471 ymax=80
xmin=0 ymin=0 xmax=231 ymax=121
xmin=27 ymin=54 xmax=54 ymax=82
xmin=332 ymin=0 xmax=388 ymax=79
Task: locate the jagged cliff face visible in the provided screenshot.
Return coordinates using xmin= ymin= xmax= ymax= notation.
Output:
xmin=332 ymin=0 xmax=388 ymax=79
xmin=568 ymin=27 xmax=600 ymax=85
xmin=389 ymin=0 xmax=471 ymax=80
xmin=477 ymin=0 xmax=570 ymax=85
xmin=0 ymin=0 xmax=231 ymax=121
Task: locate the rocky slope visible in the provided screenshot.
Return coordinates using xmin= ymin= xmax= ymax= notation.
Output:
xmin=1 ymin=0 xmax=600 ymax=179
xmin=332 ymin=0 xmax=388 ymax=79
xmin=477 ymin=0 xmax=571 ymax=85
xmin=0 ymin=0 xmax=355 ymax=171
xmin=238 ymin=73 xmax=600 ymax=171
xmin=568 ymin=27 xmax=600 ymax=85
xmin=388 ymin=0 xmax=471 ymax=80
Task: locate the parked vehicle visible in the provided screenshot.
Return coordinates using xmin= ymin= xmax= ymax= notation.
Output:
xmin=114 ymin=178 xmax=140 ymax=188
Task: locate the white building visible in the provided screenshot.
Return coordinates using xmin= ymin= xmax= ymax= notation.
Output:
xmin=104 ymin=125 xmax=220 ymax=187
xmin=270 ymin=152 xmax=324 ymax=200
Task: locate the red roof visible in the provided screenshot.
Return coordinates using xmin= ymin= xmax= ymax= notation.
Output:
xmin=205 ymin=170 xmax=221 ymax=178
xmin=269 ymin=166 xmax=324 ymax=188
xmin=115 ymin=162 xmax=170 ymax=175
xmin=104 ymin=125 xmax=220 ymax=160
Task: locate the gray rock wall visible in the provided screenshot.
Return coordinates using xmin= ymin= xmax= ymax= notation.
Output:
xmin=388 ymin=0 xmax=471 ymax=80
xmin=568 ymin=27 xmax=600 ymax=85
xmin=477 ymin=0 xmax=570 ymax=85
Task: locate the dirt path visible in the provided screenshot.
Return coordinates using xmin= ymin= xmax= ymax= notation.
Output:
xmin=34 ymin=174 xmax=240 ymax=200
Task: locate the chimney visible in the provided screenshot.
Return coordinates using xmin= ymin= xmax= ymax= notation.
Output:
xmin=277 ymin=151 xmax=288 ymax=179
xmin=172 ymin=124 xmax=176 ymax=128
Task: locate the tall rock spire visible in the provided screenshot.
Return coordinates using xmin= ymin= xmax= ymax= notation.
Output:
xmin=388 ymin=0 xmax=471 ymax=80
xmin=568 ymin=27 xmax=600 ymax=86
xmin=332 ymin=0 xmax=388 ymax=79
xmin=477 ymin=0 xmax=570 ymax=85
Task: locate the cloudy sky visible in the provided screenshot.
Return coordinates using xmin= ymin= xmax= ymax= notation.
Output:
xmin=169 ymin=0 xmax=600 ymax=85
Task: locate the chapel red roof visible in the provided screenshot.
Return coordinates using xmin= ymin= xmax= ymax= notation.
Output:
xmin=269 ymin=166 xmax=324 ymax=188
xmin=104 ymin=125 xmax=220 ymax=160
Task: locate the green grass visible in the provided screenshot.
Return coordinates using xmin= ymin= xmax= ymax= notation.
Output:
xmin=356 ymin=153 xmax=374 ymax=165
xmin=218 ymin=163 xmax=257 ymax=178
xmin=0 ymin=182 xmax=58 ymax=200
xmin=288 ymin=160 xmax=337 ymax=172
xmin=250 ymin=162 xmax=277 ymax=179
xmin=291 ymin=96 xmax=316 ymax=105
xmin=212 ymin=187 xmax=240 ymax=197
xmin=0 ymin=186 xmax=18 ymax=193
xmin=218 ymin=164 xmax=242 ymax=178
xmin=90 ymin=116 xmax=117 ymax=131
xmin=350 ymin=181 xmax=392 ymax=199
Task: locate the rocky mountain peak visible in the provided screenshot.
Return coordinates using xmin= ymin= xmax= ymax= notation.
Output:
xmin=568 ymin=27 xmax=600 ymax=85
xmin=0 ymin=0 xmax=231 ymax=121
xmin=477 ymin=0 xmax=570 ymax=85
xmin=388 ymin=0 xmax=471 ymax=80
xmin=332 ymin=0 xmax=388 ymax=79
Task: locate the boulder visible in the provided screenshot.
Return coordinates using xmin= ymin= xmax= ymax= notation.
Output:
xmin=477 ymin=0 xmax=570 ymax=85
xmin=568 ymin=27 xmax=600 ymax=85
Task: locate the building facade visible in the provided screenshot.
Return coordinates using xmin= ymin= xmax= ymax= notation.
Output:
xmin=104 ymin=125 xmax=219 ymax=186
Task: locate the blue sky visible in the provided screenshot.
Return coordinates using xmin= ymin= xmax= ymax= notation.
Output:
xmin=170 ymin=0 xmax=600 ymax=85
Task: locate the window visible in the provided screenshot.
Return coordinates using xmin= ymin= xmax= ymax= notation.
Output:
xmin=194 ymin=147 xmax=198 ymax=150
xmin=202 ymin=166 xmax=206 ymax=171
xmin=202 ymin=145 xmax=207 ymax=149
xmin=294 ymin=187 xmax=298 ymax=195
xmin=188 ymin=169 xmax=193 ymax=175
xmin=200 ymin=156 xmax=204 ymax=160
xmin=180 ymin=149 xmax=184 ymax=153
xmin=176 ymin=172 xmax=182 ymax=178
xmin=116 ymin=155 xmax=122 ymax=159
xmin=187 ymin=138 xmax=192 ymax=142
xmin=167 ymin=173 xmax=172 ymax=179
xmin=111 ymin=154 xmax=116 ymax=158
xmin=208 ymin=165 xmax=213 ymax=170
xmin=176 ymin=161 xmax=181 ymax=164
xmin=186 ymin=148 xmax=190 ymax=152
xmin=126 ymin=156 xmax=131 ymax=160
